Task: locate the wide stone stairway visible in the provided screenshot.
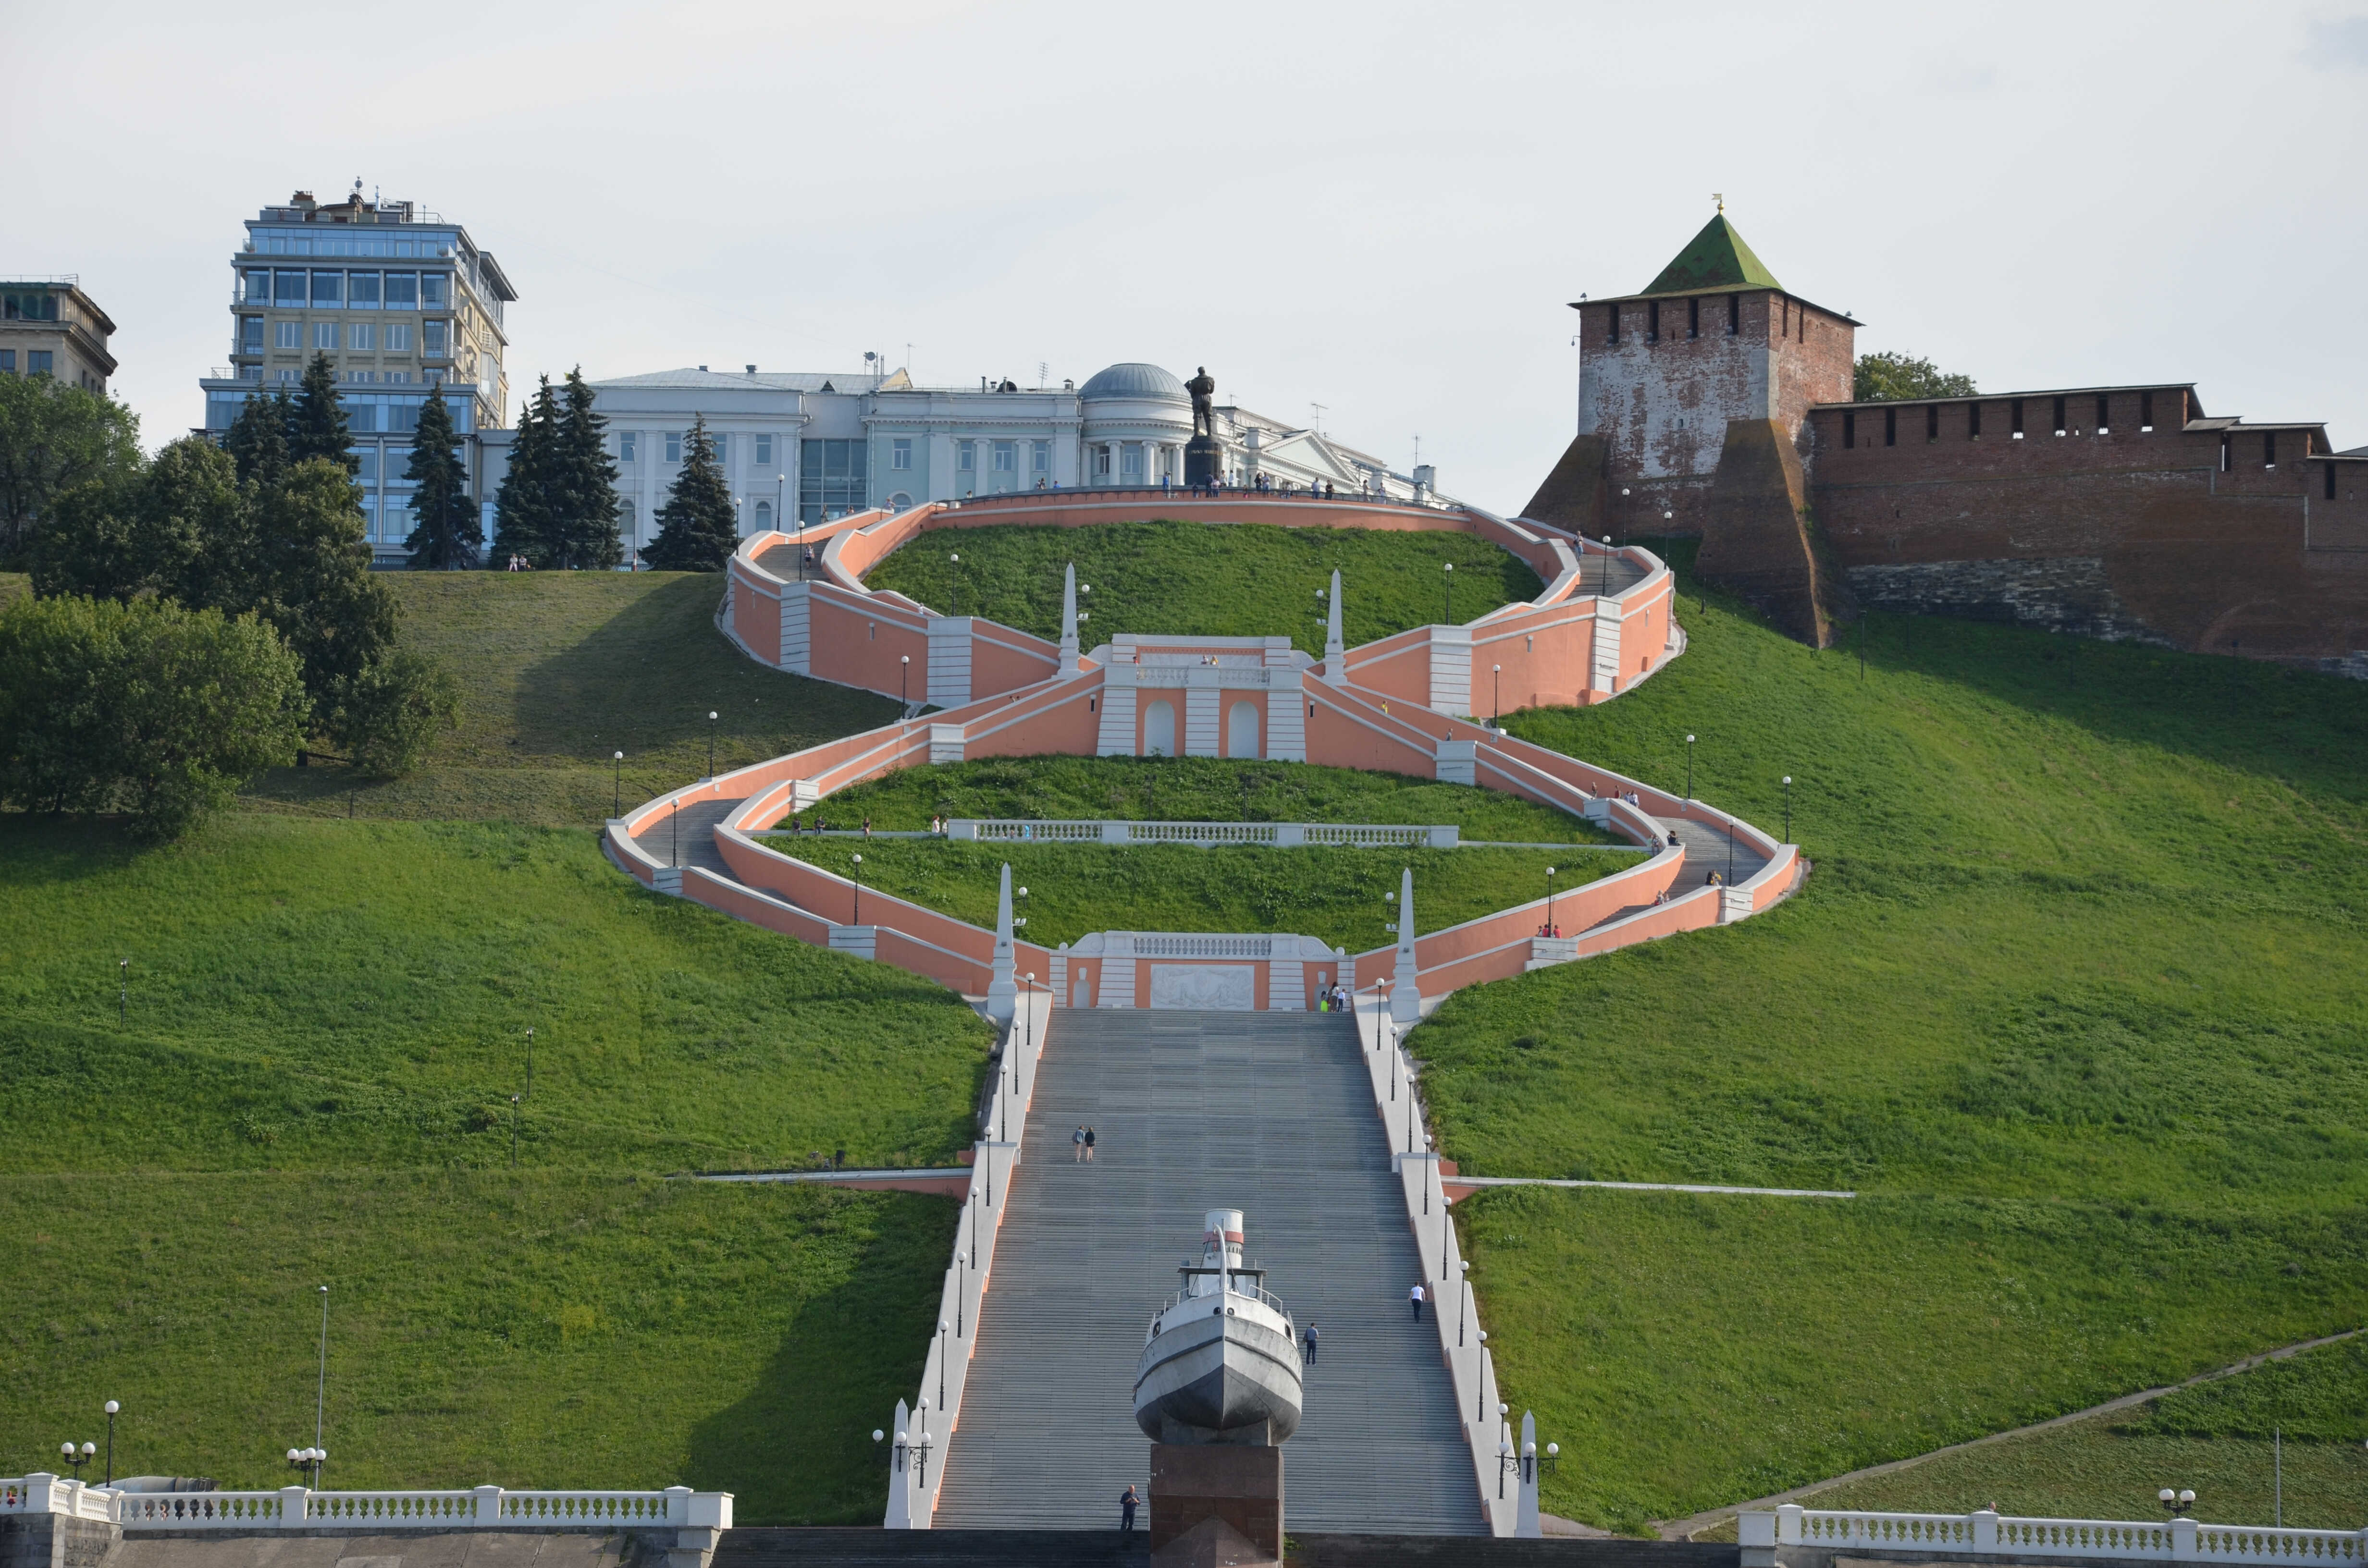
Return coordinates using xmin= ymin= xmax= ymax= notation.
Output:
xmin=934 ymin=1009 xmax=1485 ymax=1536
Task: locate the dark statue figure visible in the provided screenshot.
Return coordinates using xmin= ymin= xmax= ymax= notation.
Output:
xmin=1185 ymin=366 xmax=1218 ymax=440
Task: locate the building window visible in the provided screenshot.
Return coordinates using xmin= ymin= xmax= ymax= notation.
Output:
xmin=1607 ymin=304 xmax=1620 ymax=345
xmin=386 ymin=323 xmax=412 ymax=352
xmin=1843 ymin=411 xmax=1856 ymax=449
xmin=385 ymin=273 xmax=418 ymax=309
xmin=1969 ymin=402 xmax=1982 ymax=439
xmin=2265 ymin=432 xmax=2277 ymax=467
xmin=242 ymin=317 xmax=264 ymax=352
xmin=241 ymin=366 xmax=261 ymax=381
xmin=1647 ymin=301 xmax=1660 ymax=342
xmin=2220 ymin=435 xmax=2232 ymax=473
xmin=2328 ymin=463 xmax=2339 ymax=501
xmin=314 ymin=322 xmax=337 ymax=350
xmin=275 ymin=320 xmax=300 ymax=349
xmin=420 ymin=274 xmax=449 ymax=308
xmin=275 ymin=270 xmax=306 ymax=305
xmin=958 ymin=440 xmax=974 ymax=471
xmin=755 ymin=499 xmax=773 ymax=531
xmin=1728 ymin=294 xmax=1740 ymax=335
xmin=310 ymin=270 xmax=343 ymax=306
xmin=423 ymin=320 xmax=447 ymax=357
xmin=349 ymin=271 xmax=381 ymax=307
xmin=1926 ymin=404 xmax=1939 ymax=442
xmin=2011 ymin=399 xmax=2025 ymax=439
xmin=709 ymin=432 xmax=727 ymax=466
xmin=278 ymin=368 xmax=298 ymax=383
xmin=0 ymin=351 xmax=14 ymax=372
xmin=1095 ymin=446 xmax=1111 ymax=477
xmin=243 ymin=270 xmax=271 ymax=303
xmin=1687 ymin=296 xmax=1700 ymax=338
xmin=1782 ymin=299 xmax=1790 ymax=335
xmin=1122 ymin=443 xmax=1143 ymax=478
xmin=666 ymin=432 xmax=682 ymax=463
xmin=800 ymin=438 xmax=869 ymax=522
xmin=892 ymin=437 xmax=913 ymax=471
xmin=755 ymin=434 xmax=773 ymax=466
xmin=350 ymin=322 xmax=375 ymax=352
xmin=1033 ymin=440 xmax=1049 ymax=474
xmin=1884 ymin=408 xmax=1897 ymax=447
xmin=619 ymin=432 xmax=637 ymax=463
xmin=28 ymin=350 xmax=53 ymax=374
xmin=993 ymin=440 xmax=1016 ymax=473
xmin=2052 ymin=395 xmax=2068 ymax=435
xmin=2096 ymin=394 xmax=2111 ymax=432
xmin=2140 ymin=391 xmax=2155 ymax=431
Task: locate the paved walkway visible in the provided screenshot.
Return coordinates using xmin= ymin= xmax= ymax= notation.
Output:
xmin=936 ymin=1008 xmax=1486 ymax=1535
xmin=1652 ymin=814 xmax=1769 ymax=894
xmin=629 ymin=795 xmax=743 ymax=877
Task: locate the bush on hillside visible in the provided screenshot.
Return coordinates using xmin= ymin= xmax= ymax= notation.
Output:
xmin=0 ymin=593 xmax=308 ymax=838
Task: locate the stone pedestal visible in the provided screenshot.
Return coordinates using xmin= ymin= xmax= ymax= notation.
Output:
xmin=1150 ymin=1443 xmax=1282 ymax=1567
xmin=1184 ymin=433 xmax=1224 ymax=488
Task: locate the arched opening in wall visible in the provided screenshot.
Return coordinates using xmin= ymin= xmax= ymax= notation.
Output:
xmin=1226 ymin=700 xmax=1261 ymax=759
xmin=754 ymin=499 xmax=773 ymax=532
xmin=1144 ymin=700 xmax=1176 ymax=757
xmin=888 ymin=491 xmax=913 ymax=512
xmin=1073 ymin=972 xmax=1093 ymax=1008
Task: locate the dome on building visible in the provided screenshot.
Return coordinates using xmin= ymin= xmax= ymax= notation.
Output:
xmin=1078 ymin=362 xmax=1188 ymax=403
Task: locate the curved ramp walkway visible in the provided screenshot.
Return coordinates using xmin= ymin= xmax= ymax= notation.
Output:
xmin=935 ymin=1008 xmax=1485 ymax=1536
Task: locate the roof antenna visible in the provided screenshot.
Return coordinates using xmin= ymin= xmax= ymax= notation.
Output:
xmin=1714 ymin=192 xmax=1725 ymax=213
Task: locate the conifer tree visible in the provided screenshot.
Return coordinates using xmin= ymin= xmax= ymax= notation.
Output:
xmin=491 ymin=375 xmax=559 ymax=566
xmin=549 ymin=367 xmax=623 ymax=570
xmin=223 ymin=389 xmax=292 ymax=485
xmin=643 ymin=416 xmax=739 ymax=571
xmin=401 ymin=385 xmax=479 ymax=569
xmin=288 ymin=353 xmax=359 ymax=475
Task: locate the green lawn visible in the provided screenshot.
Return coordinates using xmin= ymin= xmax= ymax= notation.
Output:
xmin=1427 ymin=546 xmax=2368 ymax=1532
xmin=2 ymin=1171 xmax=950 ymax=1523
xmin=779 ymin=840 xmax=1624 ymax=950
xmin=242 ymin=571 xmax=898 ymax=827
xmin=812 ymin=755 xmax=1618 ymax=844
xmin=863 ymin=519 xmax=1542 ymax=654
xmin=0 ymin=572 xmax=965 ymax=1520
xmin=1788 ymin=1334 xmax=2368 ymax=1526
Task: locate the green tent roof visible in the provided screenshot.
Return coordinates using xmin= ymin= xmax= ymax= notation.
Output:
xmin=1641 ymin=213 xmax=1782 ymax=296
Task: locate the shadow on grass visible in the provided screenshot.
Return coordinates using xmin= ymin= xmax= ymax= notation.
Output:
xmin=513 ymin=575 xmax=896 ymax=770
xmin=682 ymin=1190 xmax=958 ymax=1524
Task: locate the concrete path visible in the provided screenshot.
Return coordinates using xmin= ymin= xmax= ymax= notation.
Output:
xmin=1651 ymin=815 xmax=1769 ymax=894
xmin=630 ymin=795 xmax=744 ymax=877
xmin=935 ymin=1008 xmax=1487 ymax=1535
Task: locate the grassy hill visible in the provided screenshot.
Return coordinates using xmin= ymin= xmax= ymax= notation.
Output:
xmin=1425 ymin=550 xmax=2368 ymax=1530
xmin=863 ymin=518 xmax=1542 ymax=654
xmin=0 ymin=571 xmax=970 ymax=1520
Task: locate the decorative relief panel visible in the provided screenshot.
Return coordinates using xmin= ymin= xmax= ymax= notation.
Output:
xmin=1147 ymin=964 xmax=1256 ymax=1011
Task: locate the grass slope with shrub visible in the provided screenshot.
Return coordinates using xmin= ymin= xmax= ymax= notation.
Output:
xmin=864 ymin=519 xmax=1541 ymax=656
xmin=0 ymin=572 xmax=970 ymax=1519
xmin=1425 ymin=548 xmax=2368 ymax=1531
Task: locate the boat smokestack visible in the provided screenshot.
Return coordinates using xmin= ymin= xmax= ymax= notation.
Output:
xmin=1203 ymin=1209 xmax=1244 ymax=1272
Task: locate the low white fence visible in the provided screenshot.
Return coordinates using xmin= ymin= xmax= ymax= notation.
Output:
xmin=1744 ymin=1506 xmax=2368 ymax=1566
xmin=1 ymin=1478 xmax=730 ymax=1533
xmin=947 ymin=818 xmax=1458 ymax=848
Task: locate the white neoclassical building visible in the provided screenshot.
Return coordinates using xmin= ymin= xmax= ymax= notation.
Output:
xmin=480 ymin=360 xmax=1449 ymax=562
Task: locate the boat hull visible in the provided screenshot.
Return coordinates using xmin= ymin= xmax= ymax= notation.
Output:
xmin=1134 ymin=1306 xmax=1302 ymax=1445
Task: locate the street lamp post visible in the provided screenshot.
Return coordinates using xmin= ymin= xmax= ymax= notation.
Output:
xmin=1685 ymin=734 xmax=1696 ymax=803
xmin=900 ymin=654 xmax=911 ymax=709
xmin=313 ymin=1284 xmax=329 ymax=1460
xmin=850 ymin=853 xmax=863 ymax=924
xmin=510 ymin=1093 xmax=520 ymax=1166
xmin=2160 ymin=1488 xmax=2196 ymax=1517
xmin=1491 ymin=664 xmax=1501 ymax=725
xmin=1544 ymin=866 xmax=1557 ymax=937
xmin=954 ymin=1255 xmax=966 ymax=1336
xmin=949 ymin=552 xmax=962 ymax=618
xmin=1442 ymin=561 xmax=1454 ymax=624
xmin=1783 ymin=775 xmax=1793 ymax=843
xmin=119 ymin=958 xmax=127 ymax=1028
xmin=937 ymin=1319 xmax=950 ymax=1409
xmin=61 ymin=1442 xmax=93 ymax=1482
xmin=525 ymin=1028 xmax=535 ymax=1098
xmin=1601 ymin=535 xmax=1613 ymax=596
xmin=613 ymin=751 xmax=623 ymax=817
xmin=103 ymin=1400 xmax=118 ymax=1484
xmin=1458 ymin=1258 xmax=1471 ymax=1346
xmin=776 ymin=472 xmax=786 ymax=536
xmin=706 ymin=711 xmax=718 ymax=781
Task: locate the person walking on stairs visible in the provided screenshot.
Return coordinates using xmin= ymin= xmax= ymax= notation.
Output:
xmin=1409 ymin=1282 xmax=1426 ymax=1323
xmin=1303 ymin=1321 xmax=1319 ymax=1364
xmin=1072 ymin=1125 xmax=1086 ymax=1162
xmin=1119 ymin=1485 xmax=1140 ymax=1541
xmin=1084 ymin=1126 xmax=1098 ymax=1162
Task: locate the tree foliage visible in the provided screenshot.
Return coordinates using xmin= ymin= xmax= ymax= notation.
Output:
xmin=223 ymin=388 xmax=294 ymax=486
xmin=1853 ymin=351 xmax=1978 ymax=403
xmin=643 ymin=416 xmax=740 ymax=571
xmin=28 ymin=435 xmax=457 ymax=776
xmin=402 ymin=385 xmax=479 ymax=569
xmin=491 ymin=368 xmax=623 ymax=570
xmin=0 ymin=592 xmax=308 ymax=839
xmin=289 ymin=352 xmax=360 ymax=474
xmin=0 ymin=370 xmax=142 ymax=564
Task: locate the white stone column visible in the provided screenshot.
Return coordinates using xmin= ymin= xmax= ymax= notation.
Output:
xmin=987 ymin=863 xmax=1016 ymax=1024
xmin=1391 ymin=866 xmax=1421 ymax=1024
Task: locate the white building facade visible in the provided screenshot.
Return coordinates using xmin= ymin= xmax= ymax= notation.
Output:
xmin=476 ymin=360 xmax=1450 ymax=563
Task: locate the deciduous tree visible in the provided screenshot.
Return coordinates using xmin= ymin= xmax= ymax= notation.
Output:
xmin=0 ymin=371 xmax=141 ymax=563
xmin=1854 ymin=352 xmax=1978 ymax=403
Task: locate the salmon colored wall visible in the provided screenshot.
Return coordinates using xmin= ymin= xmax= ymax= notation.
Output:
xmin=874 ymin=927 xmax=991 ymax=995
xmin=733 ymin=575 xmax=781 ymax=665
xmin=969 ymin=629 xmax=1060 ymax=698
xmin=1304 ymin=695 xmax=1436 ymax=777
xmin=811 ymin=594 xmax=930 ymax=697
xmin=685 ymin=866 xmax=835 ymax=945
xmin=1342 ymin=636 xmax=1433 ymax=709
xmin=1470 ymin=605 xmax=1591 ymax=712
xmin=961 ymin=683 xmax=1103 ymax=760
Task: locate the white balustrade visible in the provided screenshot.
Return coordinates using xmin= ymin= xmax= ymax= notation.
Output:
xmin=1751 ymin=1507 xmax=2368 ymax=1567
xmin=3 ymin=1480 xmax=729 ymax=1532
xmin=947 ymin=819 xmax=1453 ymax=849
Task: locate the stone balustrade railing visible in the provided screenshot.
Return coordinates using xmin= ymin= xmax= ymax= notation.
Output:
xmin=948 ymin=818 xmax=1460 ymax=849
xmin=0 ymin=1479 xmax=731 ymax=1533
xmin=1742 ymin=1506 xmax=2368 ymax=1566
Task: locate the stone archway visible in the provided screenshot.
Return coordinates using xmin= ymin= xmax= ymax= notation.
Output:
xmin=1226 ymin=699 xmax=1261 ymax=759
xmin=1144 ymin=700 xmax=1176 ymax=758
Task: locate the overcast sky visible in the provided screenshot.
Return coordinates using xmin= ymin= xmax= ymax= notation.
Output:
xmin=12 ymin=0 xmax=2366 ymax=511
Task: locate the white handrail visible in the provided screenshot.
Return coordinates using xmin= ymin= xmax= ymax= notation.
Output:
xmin=2 ymin=1480 xmax=731 ymax=1532
xmin=1745 ymin=1506 xmax=2368 ymax=1566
